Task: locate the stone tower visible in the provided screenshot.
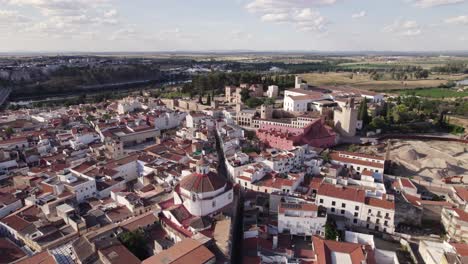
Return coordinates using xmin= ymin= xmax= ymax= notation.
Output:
xmin=333 ymin=98 xmax=358 ymax=137
xmin=261 ymin=104 xmax=273 ymax=119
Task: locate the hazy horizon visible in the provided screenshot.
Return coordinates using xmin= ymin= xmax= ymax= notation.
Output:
xmin=1 ymin=0 xmax=468 ymax=52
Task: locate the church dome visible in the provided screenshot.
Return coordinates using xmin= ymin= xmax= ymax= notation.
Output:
xmin=179 ymin=171 xmax=226 ymax=194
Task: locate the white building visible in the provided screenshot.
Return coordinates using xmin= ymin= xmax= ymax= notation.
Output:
xmin=117 ymin=97 xmax=142 ymax=114
xmin=153 ymin=111 xmax=186 ymax=130
xmin=174 ymin=157 xmax=233 ymax=217
xmin=278 ymin=202 xmax=326 ymax=236
xmin=330 ymin=151 xmax=386 ymax=175
xmin=0 ymin=192 xmax=22 ymax=218
xmin=283 ymin=89 xmax=326 ymax=112
xmin=316 ymin=183 xmax=395 ymax=234
xmin=266 ymin=85 xmax=279 ymax=98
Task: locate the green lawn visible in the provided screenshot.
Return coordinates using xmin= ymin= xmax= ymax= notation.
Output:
xmin=398 ymin=88 xmax=468 ymax=98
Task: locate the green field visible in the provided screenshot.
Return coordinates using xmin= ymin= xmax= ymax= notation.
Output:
xmin=398 ymin=88 xmax=468 ymax=98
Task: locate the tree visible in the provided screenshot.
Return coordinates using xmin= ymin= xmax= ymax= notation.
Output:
xmin=369 ymin=116 xmax=387 ymax=130
xmin=325 ymin=220 xmax=340 ymax=240
xmin=263 ymin=98 xmax=275 ymax=106
xmin=392 ymin=104 xmax=409 ymax=124
xmin=198 ymin=94 xmax=203 ymax=104
xmin=358 ymin=98 xmax=370 ymax=126
xmin=4 ymin=127 xmax=14 ymax=138
xmin=320 ymin=151 xmax=331 ymax=163
xmin=385 ymin=103 xmax=393 ymax=124
xmin=206 ymin=94 xmax=211 ymax=105
xmin=118 ymin=230 xmax=149 ymax=260
xmin=245 ymin=97 xmax=264 ymax=108
xmin=240 ymin=89 xmax=251 ymax=103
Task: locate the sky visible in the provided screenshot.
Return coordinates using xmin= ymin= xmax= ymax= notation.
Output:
xmin=0 ymin=0 xmax=468 ymax=52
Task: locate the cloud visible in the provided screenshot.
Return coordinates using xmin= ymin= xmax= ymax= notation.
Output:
xmin=246 ymin=0 xmax=332 ymax=32
xmin=0 ymin=9 xmax=30 ymax=24
xmin=411 ymin=0 xmax=465 ymax=8
xmin=351 ymin=11 xmax=366 ymax=19
xmin=104 ymin=9 xmax=117 ymax=18
xmin=230 ymin=30 xmax=253 ymax=41
xmin=444 ymin=15 xmax=468 ymax=24
xmin=1 ymin=0 xmax=120 ymax=38
xmin=383 ymin=19 xmax=422 ymax=36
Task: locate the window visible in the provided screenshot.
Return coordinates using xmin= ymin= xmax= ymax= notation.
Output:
xmin=384 ymin=228 xmax=387 ymax=233
xmin=331 ymin=208 xmax=335 ymax=213
xmin=353 ymin=219 xmax=358 ymax=224
xmin=368 ymin=209 xmax=372 ymax=214
xmin=354 ymin=212 xmax=358 ymax=217
xmin=332 ymin=201 xmax=336 ymax=206
xmin=319 ymin=199 xmax=324 ymax=204
xmin=367 ymin=217 xmax=370 ymax=222
xmin=212 ymin=200 xmax=216 ymax=207
xmin=341 ymin=203 xmax=346 ymax=208
xmin=228 ymin=193 xmax=232 ymax=200
xmin=341 ymin=210 xmax=345 ymax=215
xmin=385 ymin=213 xmax=390 ymax=218
xmin=366 ymin=224 xmax=370 ymax=228
xmin=355 ymin=206 xmax=359 ymax=210
xmin=384 ymin=220 xmax=388 ymax=226
xmin=376 ymin=219 xmax=380 ymax=224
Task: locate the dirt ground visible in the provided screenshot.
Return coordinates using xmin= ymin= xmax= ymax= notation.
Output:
xmin=299 ymin=72 xmax=468 ymax=91
xmin=355 ymin=140 xmax=468 ymax=183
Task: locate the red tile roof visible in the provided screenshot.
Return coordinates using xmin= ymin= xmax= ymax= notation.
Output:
xmin=179 ymin=172 xmax=226 ymax=194
xmin=454 ymin=187 xmax=468 ymax=202
xmin=330 ymin=152 xmax=384 ymax=170
xmin=99 ymin=244 xmax=141 ymax=264
xmin=15 ymin=251 xmax=56 ymax=264
xmin=317 ymin=183 xmax=365 ymax=203
xmin=142 ymin=238 xmax=214 ymax=264
xmin=313 ymin=236 xmax=375 ymax=264
xmin=365 ymin=195 xmax=394 ymax=210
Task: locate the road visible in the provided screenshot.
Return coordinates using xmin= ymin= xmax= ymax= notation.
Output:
xmin=0 ymin=87 xmax=11 ymax=107
xmin=214 ymin=129 xmax=243 ymax=264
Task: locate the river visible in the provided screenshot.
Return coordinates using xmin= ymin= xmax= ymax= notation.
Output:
xmin=9 ymin=79 xmax=191 ymax=106
xmin=456 ymin=79 xmax=468 ymax=86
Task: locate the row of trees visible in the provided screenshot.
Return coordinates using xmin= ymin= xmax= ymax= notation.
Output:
xmin=360 ymin=95 xmax=466 ymax=135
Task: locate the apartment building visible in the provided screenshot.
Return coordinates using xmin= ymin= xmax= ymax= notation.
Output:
xmin=316 ymin=183 xmax=395 ymax=234
xmin=278 ymin=203 xmax=327 ymax=237
xmin=330 ymin=151 xmax=386 ymax=174
xmin=442 ymin=207 xmax=468 ymax=242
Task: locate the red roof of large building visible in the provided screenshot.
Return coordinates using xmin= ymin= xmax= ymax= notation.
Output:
xmin=317 ymin=183 xmax=366 ymax=203
xmin=179 ymin=171 xmax=227 ymax=194
xmin=312 ymin=236 xmax=375 ymax=264
xmin=142 ymin=238 xmax=214 ymax=264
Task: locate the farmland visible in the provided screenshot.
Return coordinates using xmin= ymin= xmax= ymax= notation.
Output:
xmin=299 ymin=72 xmax=468 ymax=91
xmin=397 ymin=87 xmax=468 ymax=98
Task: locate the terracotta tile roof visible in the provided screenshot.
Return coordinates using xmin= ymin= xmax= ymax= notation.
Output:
xmin=317 ymin=183 xmax=365 ymax=203
xmin=15 ymin=251 xmax=56 ymax=264
xmin=142 ymin=238 xmax=214 ymax=264
xmin=120 ymin=212 xmax=157 ymax=232
xmin=450 ymin=243 xmax=468 ymax=257
xmin=454 ymin=187 xmax=468 ymax=202
xmin=179 ymin=172 xmax=226 ymax=194
xmin=99 ymin=244 xmax=141 ymax=264
xmin=400 ymin=178 xmax=416 ymax=189
xmin=451 ymin=208 xmax=468 ymax=222
xmin=0 ymin=237 xmax=27 ymax=263
xmin=365 ymin=195 xmax=395 ymax=210
xmin=330 ymin=152 xmax=384 ymax=170
xmin=313 ymin=236 xmax=375 ymax=264
xmin=279 ymin=203 xmax=318 ymax=214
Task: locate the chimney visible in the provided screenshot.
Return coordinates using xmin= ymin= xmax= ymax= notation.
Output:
xmin=273 ymin=235 xmax=278 ymax=249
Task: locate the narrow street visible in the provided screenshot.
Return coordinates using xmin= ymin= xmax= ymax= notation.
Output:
xmin=214 ymin=129 xmax=244 ymax=264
